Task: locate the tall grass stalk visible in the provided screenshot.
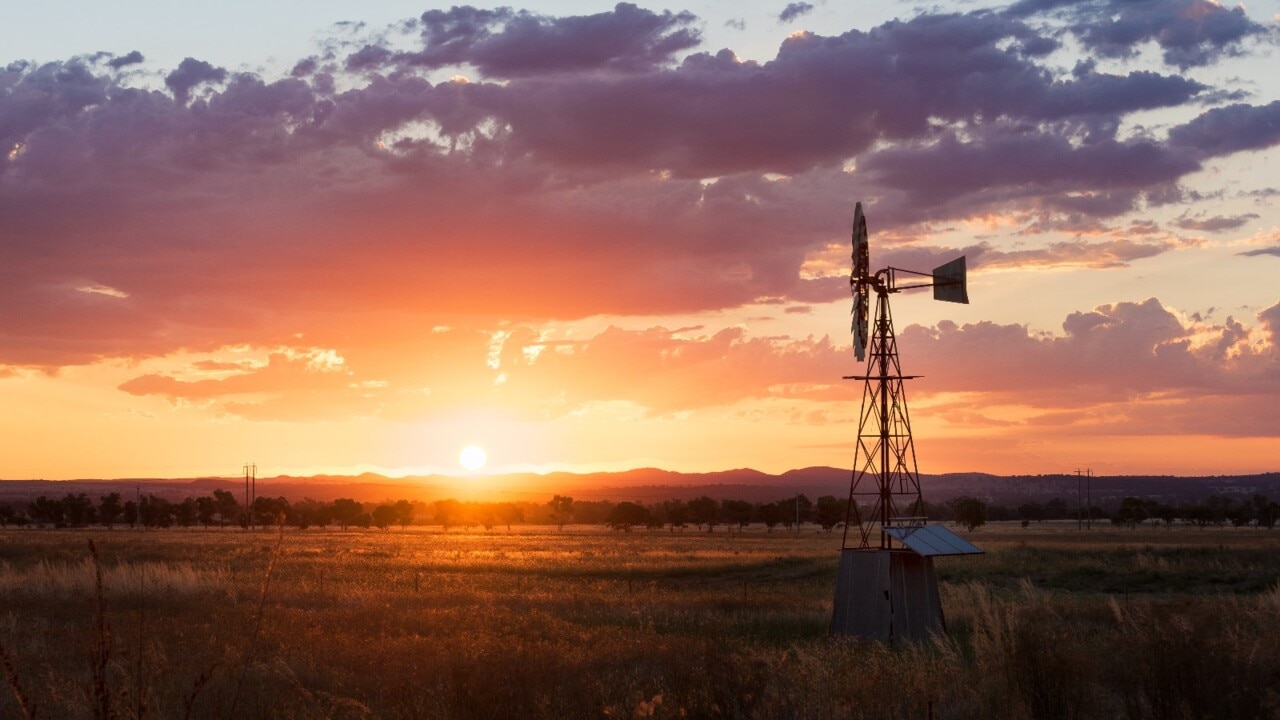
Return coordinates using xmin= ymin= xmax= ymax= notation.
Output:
xmin=0 ymin=638 xmax=36 ymax=720
xmin=87 ymin=540 xmax=116 ymax=720
xmin=228 ymin=521 xmax=286 ymax=717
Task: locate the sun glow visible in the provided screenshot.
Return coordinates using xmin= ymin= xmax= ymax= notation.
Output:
xmin=459 ymin=445 xmax=487 ymax=472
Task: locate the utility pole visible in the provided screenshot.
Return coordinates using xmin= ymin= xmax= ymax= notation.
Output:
xmin=1087 ymin=468 xmax=1092 ymax=530
xmin=1076 ymin=469 xmax=1083 ymax=531
xmin=1076 ymin=468 xmax=1094 ymax=530
xmin=242 ymin=463 xmax=256 ymax=530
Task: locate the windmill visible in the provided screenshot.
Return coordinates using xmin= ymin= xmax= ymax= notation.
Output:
xmin=830 ymin=202 xmax=983 ymax=643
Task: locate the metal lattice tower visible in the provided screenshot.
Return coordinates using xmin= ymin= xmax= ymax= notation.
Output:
xmin=842 ymin=284 xmax=924 ymax=550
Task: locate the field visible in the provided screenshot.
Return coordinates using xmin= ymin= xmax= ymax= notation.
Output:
xmin=2 ymin=523 xmax=1279 ymax=719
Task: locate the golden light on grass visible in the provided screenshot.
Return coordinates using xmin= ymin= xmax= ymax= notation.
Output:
xmin=459 ymin=444 xmax=487 ymax=472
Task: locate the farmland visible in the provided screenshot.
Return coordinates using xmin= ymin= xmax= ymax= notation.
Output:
xmin=2 ymin=523 xmax=1279 ymax=719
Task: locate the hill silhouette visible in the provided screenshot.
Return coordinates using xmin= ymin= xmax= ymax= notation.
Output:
xmin=2 ymin=468 xmax=1277 ymax=507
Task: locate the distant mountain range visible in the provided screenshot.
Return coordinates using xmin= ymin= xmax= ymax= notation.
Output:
xmin=2 ymin=468 xmax=1278 ymax=508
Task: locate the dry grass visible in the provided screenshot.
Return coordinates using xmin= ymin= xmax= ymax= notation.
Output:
xmin=0 ymin=558 xmax=230 ymax=599
xmin=0 ymin=524 xmax=1278 ymax=718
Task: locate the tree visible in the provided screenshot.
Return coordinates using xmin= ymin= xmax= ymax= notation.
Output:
xmin=497 ymin=503 xmax=524 ymax=531
xmin=371 ymin=504 xmax=397 ymax=530
xmin=212 ymin=489 xmax=239 ymax=528
xmin=1113 ymin=497 xmax=1149 ymax=528
xmin=720 ymin=499 xmax=754 ymax=529
xmin=1153 ymin=503 xmax=1177 ymax=528
xmin=195 ymin=496 xmax=218 ymax=528
xmin=1204 ymin=495 xmax=1232 ymax=526
xmin=139 ymin=495 xmax=173 ymax=528
xmin=331 ymin=498 xmax=363 ymax=530
xmin=548 ymin=495 xmax=574 ymax=530
xmin=62 ymin=493 xmax=96 ymax=527
xmin=1253 ymin=494 xmax=1279 ymax=529
xmin=814 ymin=496 xmax=845 ymax=532
xmin=662 ymin=499 xmax=688 ymax=531
xmin=28 ymin=496 xmax=64 ymax=527
xmin=289 ymin=498 xmax=327 ymax=529
xmin=252 ymin=496 xmax=291 ymax=527
xmin=1182 ymin=502 xmax=1214 ymax=528
xmin=687 ymin=496 xmax=719 ymax=532
xmin=1228 ymin=504 xmax=1253 ymax=527
xmin=606 ymin=502 xmax=651 ymax=532
xmin=99 ymin=493 xmax=124 ymax=528
xmin=393 ymin=499 xmax=415 ymax=529
xmin=434 ymin=499 xmax=462 ymax=531
xmin=174 ymin=498 xmax=198 ymax=528
xmin=780 ymin=494 xmax=814 ymax=530
xmin=757 ymin=502 xmax=784 ymax=532
xmin=474 ymin=504 xmax=496 ymax=531
xmin=951 ymin=496 xmax=987 ymax=532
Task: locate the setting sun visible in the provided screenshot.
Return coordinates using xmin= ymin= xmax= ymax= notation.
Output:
xmin=459 ymin=445 xmax=487 ymax=472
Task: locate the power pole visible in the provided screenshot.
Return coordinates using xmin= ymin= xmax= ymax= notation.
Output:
xmin=1076 ymin=468 xmax=1094 ymax=530
xmin=1076 ymin=469 xmax=1083 ymax=531
xmin=1087 ymin=468 xmax=1092 ymax=530
xmin=242 ymin=463 xmax=256 ymax=530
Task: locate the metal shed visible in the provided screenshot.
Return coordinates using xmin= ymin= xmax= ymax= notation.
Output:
xmin=830 ymin=524 xmax=981 ymax=642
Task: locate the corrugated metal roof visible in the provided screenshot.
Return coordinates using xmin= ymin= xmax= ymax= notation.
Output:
xmin=884 ymin=524 xmax=984 ymax=556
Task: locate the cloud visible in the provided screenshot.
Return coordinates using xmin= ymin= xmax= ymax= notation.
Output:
xmin=900 ymin=299 xmax=1280 ymax=412
xmin=106 ymin=51 xmax=144 ymax=70
xmin=1167 ymin=101 xmax=1280 ymax=158
xmin=491 ymin=298 xmax=1280 ymax=438
xmin=778 ymin=3 xmax=815 ymax=23
xmin=119 ymin=350 xmax=346 ymax=401
xmin=1238 ymin=246 xmax=1280 ymax=257
xmin=860 ymin=126 xmax=1199 ymax=214
xmin=0 ymin=2 xmax=1276 ymax=373
xmin=483 ymin=324 xmax=850 ymax=414
xmin=1007 ymin=0 xmax=1269 ymax=69
xmin=388 ymin=3 xmax=701 ymax=76
xmin=164 ymin=57 xmax=227 ymax=104
xmin=1174 ymin=213 xmax=1259 ymax=232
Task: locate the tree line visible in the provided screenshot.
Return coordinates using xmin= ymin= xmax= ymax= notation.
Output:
xmin=1 ymin=489 xmax=1277 ymax=532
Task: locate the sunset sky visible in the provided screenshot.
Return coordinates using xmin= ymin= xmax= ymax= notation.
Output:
xmin=2 ymin=0 xmax=1279 ymax=480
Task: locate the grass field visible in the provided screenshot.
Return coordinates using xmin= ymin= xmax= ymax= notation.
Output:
xmin=1 ymin=522 xmax=1278 ymax=719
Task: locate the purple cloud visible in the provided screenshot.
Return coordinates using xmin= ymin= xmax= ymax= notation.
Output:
xmin=1174 ymin=213 xmax=1259 ymax=232
xmin=1168 ymin=101 xmax=1280 ymax=158
xmin=164 ymin=57 xmax=227 ymax=104
xmin=1238 ymin=247 xmax=1280 ymax=258
xmin=779 ymin=3 xmax=814 ymax=23
xmin=106 ymin=51 xmax=144 ymax=70
xmin=390 ymin=3 xmax=701 ymax=76
xmin=430 ymin=11 xmax=1203 ymax=179
xmin=0 ymin=2 xmax=1276 ymax=371
xmin=1008 ymin=0 xmax=1268 ymax=69
xmin=860 ymin=127 xmax=1198 ymax=213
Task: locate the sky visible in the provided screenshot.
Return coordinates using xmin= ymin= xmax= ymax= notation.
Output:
xmin=2 ymin=0 xmax=1279 ymax=480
